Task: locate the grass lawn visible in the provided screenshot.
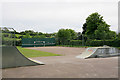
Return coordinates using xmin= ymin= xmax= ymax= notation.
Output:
xmin=17 ymin=46 xmax=61 ymax=58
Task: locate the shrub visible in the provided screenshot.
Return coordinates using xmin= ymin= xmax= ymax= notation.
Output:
xmin=57 ymin=39 xmax=120 ymax=47
xmin=69 ymin=40 xmax=82 ymax=45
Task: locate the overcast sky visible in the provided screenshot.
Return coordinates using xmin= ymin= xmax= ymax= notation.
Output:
xmin=0 ymin=0 xmax=119 ymax=33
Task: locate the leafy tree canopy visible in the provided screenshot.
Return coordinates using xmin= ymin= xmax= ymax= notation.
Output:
xmin=83 ymin=12 xmax=113 ymax=40
xmin=23 ymin=33 xmax=31 ymax=38
xmin=56 ymin=29 xmax=77 ymax=44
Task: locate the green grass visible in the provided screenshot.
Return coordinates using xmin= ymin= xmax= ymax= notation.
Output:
xmin=17 ymin=46 xmax=61 ymax=58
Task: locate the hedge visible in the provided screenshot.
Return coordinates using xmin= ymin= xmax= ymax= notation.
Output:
xmin=69 ymin=40 xmax=82 ymax=45
xmin=59 ymin=39 xmax=120 ymax=47
xmin=86 ymin=40 xmax=113 ymax=46
xmin=86 ymin=40 xmax=120 ymax=47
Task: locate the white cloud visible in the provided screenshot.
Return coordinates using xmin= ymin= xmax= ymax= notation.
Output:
xmin=1 ymin=0 xmax=119 ymax=33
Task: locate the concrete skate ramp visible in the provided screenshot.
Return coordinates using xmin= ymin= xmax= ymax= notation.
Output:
xmin=1 ymin=46 xmax=44 ymax=68
xmin=76 ymin=47 xmax=119 ymax=59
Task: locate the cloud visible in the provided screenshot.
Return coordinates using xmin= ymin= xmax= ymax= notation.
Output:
xmin=1 ymin=0 xmax=119 ymax=33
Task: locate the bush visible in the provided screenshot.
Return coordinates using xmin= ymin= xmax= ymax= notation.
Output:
xmin=86 ymin=40 xmax=113 ymax=46
xmin=16 ymin=40 xmax=22 ymax=46
xmin=85 ymin=40 xmax=120 ymax=47
xmin=69 ymin=40 xmax=82 ymax=45
xmin=112 ymin=39 xmax=120 ymax=47
xmin=57 ymin=39 xmax=120 ymax=47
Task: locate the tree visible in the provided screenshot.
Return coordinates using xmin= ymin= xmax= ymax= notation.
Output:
xmin=24 ymin=30 xmax=35 ymax=36
xmin=94 ymin=23 xmax=109 ymax=40
xmin=20 ymin=31 xmax=26 ymax=35
xmin=23 ymin=33 xmax=31 ymax=38
xmin=82 ymin=23 xmax=87 ymax=34
xmin=38 ymin=32 xmax=43 ymax=35
xmin=32 ymin=35 xmax=45 ymax=38
xmin=56 ymin=29 xmax=71 ymax=45
xmin=106 ymin=31 xmax=117 ymax=40
xmin=51 ymin=33 xmax=57 ymax=38
xmin=118 ymin=33 xmax=120 ymax=40
xmin=83 ymin=12 xmax=110 ymax=39
xmin=2 ymin=27 xmax=9 ymax=33
xmin=44 ymin=33 xmax=52 ymax=37
xmin=56 ymin=28 xmax=77 ymax=45
xmin=77 ymin=32 xmax=82 ymax=40
xmin=94 ymin=22 xmax=117 ymax=40
xmin=66 ymin=29 xmax=77 ymax=40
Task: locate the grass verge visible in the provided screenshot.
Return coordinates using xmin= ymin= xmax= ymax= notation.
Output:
xmin=17 ymin=46 xmax=61 ymax=58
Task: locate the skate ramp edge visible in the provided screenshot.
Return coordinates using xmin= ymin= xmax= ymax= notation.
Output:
xmin=76 ymin=47 xmax=120 ymax=59
xmin=1 ymin=46 xmax=44 ymax=68
xmin=76 ymin=47 xmax=97 ymax=59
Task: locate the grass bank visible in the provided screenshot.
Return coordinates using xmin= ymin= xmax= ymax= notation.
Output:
xmin=17 ymin=46 xmax=61 ymax=58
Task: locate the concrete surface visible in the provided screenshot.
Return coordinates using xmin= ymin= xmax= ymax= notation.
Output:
xmin=2 ymin=47 xmax=118 ymax=78
xmin=1 ymin=46 xmax=44 ymax=68
xmin=76 ymin=47 xmax=119 ymax=59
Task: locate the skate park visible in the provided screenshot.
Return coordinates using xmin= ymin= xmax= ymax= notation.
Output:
xmin=0 ymin=27 xmax=119 ymax=78
xmin=1 ymin=0 xmax=120 ymax=79
xmin=1 ymin=46 xmax=119 ymax=78
xmin=1 ymin=7 xmax=120 ymax=78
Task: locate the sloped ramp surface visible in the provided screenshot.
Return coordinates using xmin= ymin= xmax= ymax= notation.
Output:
xmin=76 ymin=48 xmax=97 ymax=59
xmin=76 ymin=47 xmax=119 ymax=59
xmin=1 ymin=46 xmax=44 ymax=68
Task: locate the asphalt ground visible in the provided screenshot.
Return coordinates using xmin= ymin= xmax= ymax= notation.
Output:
xmin=2 ymin=47 xmax=118 ymax=78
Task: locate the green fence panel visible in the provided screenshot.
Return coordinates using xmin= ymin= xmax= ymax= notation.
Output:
xmin=22 ymin=38 xmax=56 ymax=47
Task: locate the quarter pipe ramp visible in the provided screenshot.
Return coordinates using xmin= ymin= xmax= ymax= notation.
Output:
xmin=76 ymin=46 xmax=119 ymax=59
xmin=1 ymin=46 xmax=44 ymax=68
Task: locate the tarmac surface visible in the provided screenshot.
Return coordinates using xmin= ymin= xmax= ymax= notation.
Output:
xmin=2 ymin=47 xmax=118 ymax=78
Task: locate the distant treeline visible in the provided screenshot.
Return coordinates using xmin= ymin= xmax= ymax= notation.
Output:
xmin=1 ymin=12 xmax=120 ymax=47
